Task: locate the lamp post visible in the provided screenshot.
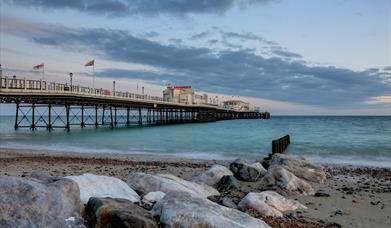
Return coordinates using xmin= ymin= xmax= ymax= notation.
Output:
xmin=69 ymin=72 xmax=73 ymax=88
xmin=113 ymin=80 xmax=116 ymax=95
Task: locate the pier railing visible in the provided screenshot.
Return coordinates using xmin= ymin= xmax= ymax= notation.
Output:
xmin=0 ymin=75 xmax=263 ymax=111
xmin=1 ymin=76 xmax=166 ymax=103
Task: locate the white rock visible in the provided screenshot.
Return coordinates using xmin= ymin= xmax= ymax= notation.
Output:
xmin=127 ymin=173 xmax=219 ymax=198
xmin=238 ymin=191 xmax=307 ymax=217
xmin=66 ymin=173 xmax=140 ymax=204
xmin=143 ymin=191 xmax=166 ymax=203
xmin=251 ymin=162 xmax=267 ymax=176
xmin=259 ymin=166 xmax=315 ymax=196
xmin=152 ymin=191 xmax=270 ymax=228
xmin=188 ymin=164 xmax=233 ymax=186
xmin=270 ymin=154 xmax=326 ymax=183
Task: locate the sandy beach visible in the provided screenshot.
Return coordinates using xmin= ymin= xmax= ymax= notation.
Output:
xmin=1 ymin=148 xmax=390 ymax=228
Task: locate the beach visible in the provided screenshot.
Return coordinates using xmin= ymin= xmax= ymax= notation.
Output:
xmin=1 ymin=148 xmax=390 ymax=228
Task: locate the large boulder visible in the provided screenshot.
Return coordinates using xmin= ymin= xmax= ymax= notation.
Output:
xmin=141 ymin=191 xmax=166 ymax=210
xmin=238 ymin=191 xmax=307 ymax=217
xmin=143 ymin=191 xmax=166 ymax=204
xmin=270 ymin=154 xmax=326 ymax=183
xmin=259 ymin=166 xmax=315 ymax=196
xmin=66 ymin=173 xmax=140 ymax=204
xmin=152 ymin=191 xmax=270 ymax=228
xmin=229 ymin=159 xmax=267 ymax=182
xmin=187 ymin=164 xmax=233 ymax=186
xmin=252 ymin=162 xmax=268 ymax=175
xmin=85 ymin=197 xmax=158 ymax=228
xmin=215 ymin=175 xmax=240 ymax=192
xmin=0 ymin=173 xmax=84 ymax=228
xmin=127 ymin=173 xmax=219 ymax=198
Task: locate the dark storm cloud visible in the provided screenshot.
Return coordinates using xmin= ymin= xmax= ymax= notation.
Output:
xmin=4 ymin=19 xmax=390 ymax=106
xmin=5 ymin=0 xmax=273 ymax=16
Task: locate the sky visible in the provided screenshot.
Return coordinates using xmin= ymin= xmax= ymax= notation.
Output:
xmin=0 ymin=0 xmax=390 ymax=115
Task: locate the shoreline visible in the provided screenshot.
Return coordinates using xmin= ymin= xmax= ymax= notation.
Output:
xmin=2 ymin=147 xmax=391 ymax=169
xmin=1 ymin=148 xmax=390 ymax=227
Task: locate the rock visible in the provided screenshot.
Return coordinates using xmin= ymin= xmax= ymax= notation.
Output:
xmin=270 ymin=154 xmax=326 ymax=183
xmin=143 ymin=191 xmax=166 ymax=204
xmin=216 ymin=175 xmax=240 ymax=192
xmin=252 ymin=162 xmax=268 ymax=176
xmin=152 ymin=191 xmax=270 ymax=228
xmin=219 ymin=197 xmax=238 ymax=209
xmin=314 ymin=192 xmax=330 ymax=197
xmin=127 ymin=173 xmax=219 ymax=198
xmin=238 ymin=191 xmax=307 ymax=217
xmin=0 ymin=174 xmax=85 ymax=228
xmin=259 ymin=166 xmax=315 ymax=196
xmin=66 ymin=173 xmax=140 ymax=204
xmin=334 ymin=209 xmax=344 ymax=215
xmin=229 ymin=159 xmax=266 ymax=182
xmin=187 ymin=164 xmax=233 ymax=186
xmin=85 ymin=197 xmax=158 ymax=228
xmin=141 ymin=192 xmax=166 ymax=211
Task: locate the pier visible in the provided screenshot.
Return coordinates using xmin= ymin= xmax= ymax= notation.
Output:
xmin=0 ymin=75 xmax=270 ymax=131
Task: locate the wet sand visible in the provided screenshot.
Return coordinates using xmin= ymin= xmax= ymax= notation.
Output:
xmin=1 ymin=148 xmax=390 ymax=227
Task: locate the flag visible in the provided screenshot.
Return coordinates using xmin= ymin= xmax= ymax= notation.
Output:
xmin=33 ymin=63 xmax=44 ymax=70
xmin=85 ymin=60 xmax=94 ymax=67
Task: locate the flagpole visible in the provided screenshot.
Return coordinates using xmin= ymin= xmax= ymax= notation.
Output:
xmin=42 ymin=64 xmax=45 ymax=81
xmin=92 ymin=63 xmax=95 ymax=90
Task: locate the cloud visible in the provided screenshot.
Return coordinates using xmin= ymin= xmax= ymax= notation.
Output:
xmin=271 ymin=49 xmax=302 ymax=58
xmin=190 ymin=31 xmax=211 ymax=40
xmin=3 ymin=17 xmax=390 ymax=107
xmin=364 ymin=96 xmax=391 ymax=105
xmin=5 ymin=0 xmax=274 ymax=16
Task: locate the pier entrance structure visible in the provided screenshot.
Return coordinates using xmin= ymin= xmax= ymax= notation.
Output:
xmin=0 ymin=75 xmax=270 ymax=131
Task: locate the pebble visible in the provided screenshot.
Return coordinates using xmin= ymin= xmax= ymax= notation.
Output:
xmin=335 ymin=209 xmax=343 ymax=215
xmin=314 ymin=192 xmax=330 ymax=197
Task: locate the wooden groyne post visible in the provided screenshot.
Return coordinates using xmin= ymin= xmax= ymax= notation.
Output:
xmin=272 ymin=134 xmax=290 ymax=154
xmin=262 ymin=134 xmax=291 ymax=169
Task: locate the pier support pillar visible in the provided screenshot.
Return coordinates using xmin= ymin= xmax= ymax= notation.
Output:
xmin=126 ymin=107 xmax=130 ymax=126
xmin=114 ymin=107 xmax=117 ymax=127
xmin=81 ymin=105 xmax=85 ymax=128
xmin=14 ymin=102 xmax=19 ymax=130
xmin=65 ymin=104 xmax=70 ymax=132
xmin=47 ymin=104 xmax=52 ymax=131
xmin=30 ymin=103 xmax=36 ymax=131
xmin=110 ymin=106 xmax=114 ymax=128
xmin=95 ymin=105 xmax=98 ymax=128
xmin=138 ymin=107 xmax=142 ymax=126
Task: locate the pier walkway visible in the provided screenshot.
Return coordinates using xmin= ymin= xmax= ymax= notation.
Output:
xmin=0 ymin=76 xmax=270 ymax=131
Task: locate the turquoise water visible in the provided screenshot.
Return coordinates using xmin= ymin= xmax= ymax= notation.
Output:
xmin=0 ymin=116 xmax=390 ymax=167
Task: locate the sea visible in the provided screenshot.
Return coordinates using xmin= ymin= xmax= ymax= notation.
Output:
xmin=0 ymin=116 xmax=390 ymax=167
